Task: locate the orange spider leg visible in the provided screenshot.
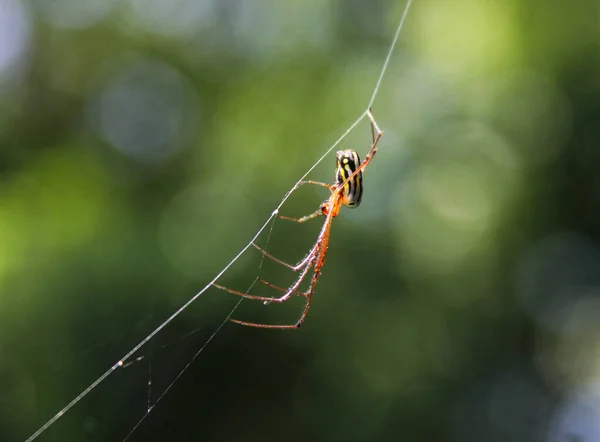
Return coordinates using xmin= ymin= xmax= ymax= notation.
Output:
xmin=251 ymin=242 xmax=315 ymax=271
xmin=213 ymin=277 xmax=307 ymax=302
xmin=213 ymin=244 xmax=316 ymax=304
xmin=227 ymin=255 xmax=317 ymax=328
xmin=277 ymin=180 xmax=334 ymax=223
xmin=297 ymin=180 xmax=336 ymax=192
xmin=229 ymin=196 xmax=342 ymax=329
xmin=278 ymin=209 xmax=323 ymax=223
xmin=289 ymin=196 xmax=343 ymax=328
xmin=256 ymin=277 xmax=307 ymax=298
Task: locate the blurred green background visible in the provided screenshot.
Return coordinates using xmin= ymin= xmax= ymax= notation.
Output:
xmin=1 ymin=0 xmax=600 ymax=441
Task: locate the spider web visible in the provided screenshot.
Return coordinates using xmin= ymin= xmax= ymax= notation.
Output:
xmin=24 ymin=1 xmax=414 ymax=440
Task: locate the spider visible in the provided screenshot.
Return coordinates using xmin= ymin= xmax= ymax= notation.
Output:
xmin=213 ymin=109 xmax=382 ymax=329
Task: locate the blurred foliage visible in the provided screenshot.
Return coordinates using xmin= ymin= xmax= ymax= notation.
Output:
xmin=1 ymin=0 xmax=600 ymax=441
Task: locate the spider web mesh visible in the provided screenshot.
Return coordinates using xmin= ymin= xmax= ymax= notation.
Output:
xmin=14 ymin=1 xmax=414 ymax=441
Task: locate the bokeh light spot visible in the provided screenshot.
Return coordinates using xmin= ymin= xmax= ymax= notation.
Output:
xmin=33 ymin=0 xmax=119 ymax=29
xmin=89 ymin=58 xmax=199 ymax=164
xmin=516 ymin=232 xmax=600 ymax=334
xmin=548 ymin=384 xmax=600 ymax=442
xmin=0 ymin=0 xmax=30 ymax=87
xmin=413 ymin=0 xmax=516 ymax=74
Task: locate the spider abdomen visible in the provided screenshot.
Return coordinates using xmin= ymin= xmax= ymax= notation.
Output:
xmin=335 ymin=149 xmax=363 ymax=208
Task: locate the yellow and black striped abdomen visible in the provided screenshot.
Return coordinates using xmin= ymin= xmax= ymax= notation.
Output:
xmin=335 ymin=149 xmax=363 ymax=208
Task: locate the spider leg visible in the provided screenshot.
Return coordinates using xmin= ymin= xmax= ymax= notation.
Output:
xmin=251 ymin=242 xmax=313 ymax=271
xmin=292 ymin=210 xmax=335 ymax=327
xmin=215 ymin=246 xmax=316 ymax=305
xmin=230 ymin=232 xmax=326 ymax=329
xmin=229 ymin=319 xmax=303 ymax=329
xmin=370 ymin=113 xmax=376 ymax=145
xmin=212 ymin=284 xmax=284 ymax=303
xmin=277 ymin=181 xmax=334 ymax=224
xmin=362 ymin=107 xmax=382 ymax=168
xmin=291 ymin=273 xmax=319 ymax=328
xmin=278 ymin=208 xmax=323 ymax=223
xmin=227 ymin=243 xmax=321 ymax=328
xmin=228 ymin=207 xmax=336 ymax=329
xmin=269 ymin=175 xmax=338 ymax=227
xmin=263 ymin=253 xmax=315 ymax=303
xmin=297 ymin=180 xmax=336 ymax=191
xmin=368 ymin=107 xmax=381 ymax=144
xmin=361 ymin=108 xmax=383 ymax=164
xmin=257 ymin=277 xmax=307 ymax=297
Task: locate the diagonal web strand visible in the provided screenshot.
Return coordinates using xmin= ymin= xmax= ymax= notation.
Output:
xmin=24 ymin=1 xmax=414 ymax=440
xmin=368 ymin=0 xmax=414 ymax=109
